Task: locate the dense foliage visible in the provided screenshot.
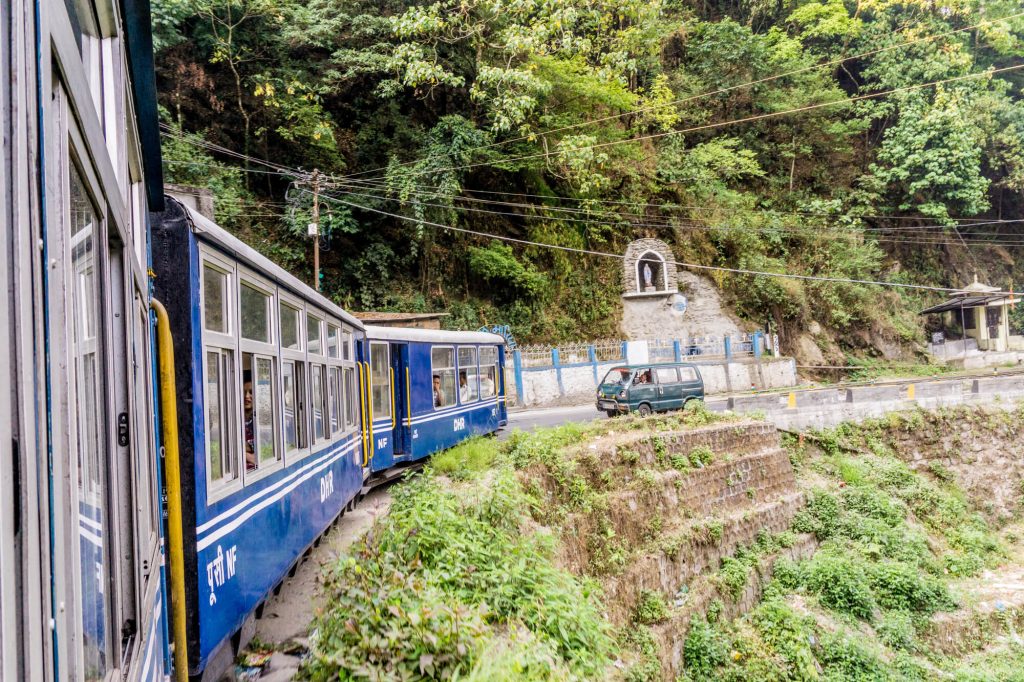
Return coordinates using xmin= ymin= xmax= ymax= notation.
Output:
xmin=154 ymin=0 xmax=1024 ymax=346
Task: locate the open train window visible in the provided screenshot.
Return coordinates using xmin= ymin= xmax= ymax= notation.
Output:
xmin=431 ymin=346 xmax=456 ymax=409
xmin=458 ymin=347 xmax=479 ymax=404
xmin=480 ymin=346 xmax=498 ymax=398
xmin=239 ymin=275 xmax=280 ymax=477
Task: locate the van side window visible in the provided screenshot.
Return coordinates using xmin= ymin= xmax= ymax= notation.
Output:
xmin=679 ymin=367 xmax=699 ymax=382
xmin=655 ymin=367 xmax=679 ymax=383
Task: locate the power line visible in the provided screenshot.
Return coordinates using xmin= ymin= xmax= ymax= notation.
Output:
xmin=314 ymin=191 xmax=1012 ymax=295
xmin=335 ymin=10 xmax=1024 ymax=182
xmin=359 ymin=64 xmax=1024 ymax=183
xmin=333 ymin=175 xmax=1018 ymax=226
xmin=318 ymin=186 xmax=1024 ymax=249
xmin=330 ymin=177 xmax=1024 ymax=235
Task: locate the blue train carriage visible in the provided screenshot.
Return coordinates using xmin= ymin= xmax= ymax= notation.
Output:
xmin=150 ymin=197 xmax=368 ymax=680
xmin=360 ymin=326 xmax=509 ymax=475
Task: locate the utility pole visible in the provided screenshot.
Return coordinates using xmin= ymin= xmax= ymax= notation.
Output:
xmin=309 ymin=169 xmax=321 ymax=291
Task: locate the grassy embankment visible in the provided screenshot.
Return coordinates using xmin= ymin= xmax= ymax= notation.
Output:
xmin=300 ymin=405 xmax=1024 ymax=681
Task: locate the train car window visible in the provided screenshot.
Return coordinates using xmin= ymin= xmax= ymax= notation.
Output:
xmin=327 ymin=325 xmax=340 ymax=359
xmin=241 ymin=353 xmax=279 ymax=471
xmin=430 ymin=347 xmax=456 ymax=409
xmin=204 ymin=263 xmax=229 ymax=333
xmin=307 ymin=314 xmax=329 ymax=444
xmin=480 ymin=346 xmax=498 ymax=398
xmin=68 ymin=162 xmax=113 ymax=679
xmin=343 ymin=367 xmax=357 ymax=429
xmin=282 ymin=361 xmax=307 ymax=453
xmin=201 ymin=253 xmax=241 ymax=497
xmin=307 ymin=313 xmax=323 ymax=355
xmin=370 ymin=343 xmax=391 ymax=420
xmin=328 ymin=367 xmax=342 ymax=434
xmin=241 ymin=283 xmax=270 ymax=342
xmin=205 ymin=348 xmax=238 ymax=485
xmin=458 ymin=347 xmax=479 ymax=403
xmin=342 ymin=330 xmax=353 ymax=361
xmin=280 ymin=302 xmax=301 ymax=350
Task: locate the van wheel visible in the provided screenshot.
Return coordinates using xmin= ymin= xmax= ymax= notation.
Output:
xmin=637 ymin=404 xmax=653 ymax=417
xmin=605 ymin=410 xmax=617 ymax=418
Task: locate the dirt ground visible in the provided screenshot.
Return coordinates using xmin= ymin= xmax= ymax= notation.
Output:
xmin=243 ymin=487 xmax=393 ymax=681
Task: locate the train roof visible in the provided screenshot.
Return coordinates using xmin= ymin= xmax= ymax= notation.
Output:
xmin=164 ymin=197 xmax=365 ymax=330
xmin=364 ymin=325 xmax=505 ymax=345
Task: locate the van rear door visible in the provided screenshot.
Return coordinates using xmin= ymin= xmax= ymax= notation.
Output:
xmin=679 ymin=365 xmax=704 ymax=401
xmin=654 ymin=366 xmax=683 ymax=410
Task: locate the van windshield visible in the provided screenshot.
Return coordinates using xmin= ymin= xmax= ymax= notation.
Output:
xmin=602 ymin=368 xmax=633 ymax=385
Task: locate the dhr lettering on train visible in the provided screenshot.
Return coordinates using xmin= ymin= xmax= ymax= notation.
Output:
xmin=319 ymin=471 xmax=334 ymax=503
xmin=453 ymin=417 xmax=466 ymax=432
xmin=206 ymin=544 xmax=238 ymax=606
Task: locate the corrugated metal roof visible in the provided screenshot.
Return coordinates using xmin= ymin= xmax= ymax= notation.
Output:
xmin=919 ymin=294 xmax=1011 ymax=315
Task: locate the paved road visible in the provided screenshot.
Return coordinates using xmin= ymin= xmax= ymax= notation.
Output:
xmin=503 ymin=397 xmax=730 ymax=435
xmin=501 ymin=366 xmax=1024 ymax=435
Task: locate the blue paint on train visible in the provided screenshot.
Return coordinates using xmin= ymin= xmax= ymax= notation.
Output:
xmin=191 ymin=436 xmax=363 ymax=665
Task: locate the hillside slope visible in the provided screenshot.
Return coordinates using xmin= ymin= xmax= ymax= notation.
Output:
xmin=154 ymin=0 xmax=1024 ymax=354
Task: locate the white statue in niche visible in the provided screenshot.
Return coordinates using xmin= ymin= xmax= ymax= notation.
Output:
xmin=643 ymin=263 xmax=653 ymax=289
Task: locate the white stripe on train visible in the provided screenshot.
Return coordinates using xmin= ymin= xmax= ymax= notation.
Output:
xmin=196 ymin=436 xmax=359 ymax=536
xmin=196 ymin=440 xmax=356 ymax=551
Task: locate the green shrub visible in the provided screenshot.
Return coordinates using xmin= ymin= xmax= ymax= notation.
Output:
xmin=804 ymin=552 xmax=875 ymax=619
xmin=875 ymin=610 xmax=916 ymax=651
xmin=682 ymin=617 xmax=729 ymax=679
xmin=792 ymin=491 xmax=840 ymax=540
xmin=303 ymin=556 xmax=488 ymax=681
xmin=751 ymin=599 xmax=818 ymax=680
xmin=718 ymin=556 xmax=752 ymax=600
xmin=689 ymin=445 xmax=714 ymax=468
xmin=633 ymin=589 xmax=669 ymax=625
xmin=869 ymin=561 xmax=954 ymax=613
xmin=305 ymin=470 xmax=611 ymax=679
xmin=817 ymin=631 xmax=889 ymax=681
xmin=430 ymin=436 xmax=499 ymax=479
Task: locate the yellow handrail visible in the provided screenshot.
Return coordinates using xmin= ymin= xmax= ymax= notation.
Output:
xmin=151 ymin=299 xmax=188 ymax=682
xmin=389 ymin=367 xmax=396 ymax=430
xmin=405 ymin=367 xmax=412 ymax=427
xmin=358 ymin=363 xmax=368 ymax=467
xmin=366 ymin=362 xmax=374 ymax=460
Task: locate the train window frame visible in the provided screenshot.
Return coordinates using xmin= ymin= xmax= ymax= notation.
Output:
xmin=430 ymin=345 xmax=457 ymax=410
xmin=479 ymin=346 xmax=499 ymax=399
xmin=199 ymin=247 xmax=243 ymax=503
xmin=306 ymin=311 xmax=331 ymax=450
xmin=369 ymin=342 xmax=392 ymax=422
xmin=457 ymin=346 xmax=479 ymax=404
xmin=236 ymin=269 xmax=283 ymax=484
xmin=279 ymin=289 xmax=310 ymax=463
xmin=326 ymin=321 xmax=344 ymax=438
xmin=341 ymin=325 xmax=358 ymax=434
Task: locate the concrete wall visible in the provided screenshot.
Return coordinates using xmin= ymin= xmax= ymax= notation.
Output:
xmin=517 ymin=356 xmax=797 ymax=407
xmin=715 ymin=373 xmax=1024 ymax=431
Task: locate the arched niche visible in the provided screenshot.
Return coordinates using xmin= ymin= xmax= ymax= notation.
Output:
xmin=636 ymin=251 xmax=668 ymax=292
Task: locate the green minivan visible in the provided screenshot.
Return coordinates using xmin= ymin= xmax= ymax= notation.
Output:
xmin=596 ymin=362 xmax=705 ymax=417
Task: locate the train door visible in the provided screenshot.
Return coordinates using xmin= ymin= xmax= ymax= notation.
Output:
xmin=45 ymin=49 xmax=164 ymax=681
xmin=390 ymin=344 xmax=411 ymax=456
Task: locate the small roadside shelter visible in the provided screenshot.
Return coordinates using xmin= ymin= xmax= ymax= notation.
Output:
xmin=919 ymin=278 xmax=1022 ymax=353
